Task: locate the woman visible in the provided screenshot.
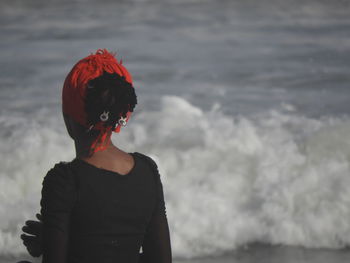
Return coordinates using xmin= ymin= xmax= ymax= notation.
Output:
xmin=19 ymin=49 xmax=172 ymax=263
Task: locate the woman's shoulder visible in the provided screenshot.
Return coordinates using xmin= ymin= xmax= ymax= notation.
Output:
xmin=133 ymin=152 xmax=159 ymax=171
xmin=133 ymin=152 xmax=163 ymax=185
xmin=46 ymin=160 xmax=74 ymax=175
xmin=43 ymin=161 xmax=77 ymax=187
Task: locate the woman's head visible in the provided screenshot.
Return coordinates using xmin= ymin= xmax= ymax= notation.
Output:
xmin=62 ymin=49 xmax=137 ymax=157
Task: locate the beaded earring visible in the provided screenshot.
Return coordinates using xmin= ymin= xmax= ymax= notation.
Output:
xmin=118 ymin=116 xmax=127 ymax=126
xmin=100 ymin=111 xmax=109 ymax=122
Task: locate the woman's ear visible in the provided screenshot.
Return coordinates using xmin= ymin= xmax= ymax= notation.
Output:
xmin=63 ymin=112 xmax=87 ymax=140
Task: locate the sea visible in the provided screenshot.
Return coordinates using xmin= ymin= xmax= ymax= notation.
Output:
xmin=0 ymin=0 xmax=350 ymax=262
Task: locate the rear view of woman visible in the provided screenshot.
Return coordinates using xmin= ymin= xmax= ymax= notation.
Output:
xmin=19 ymin=49 xmax=172 ymax=263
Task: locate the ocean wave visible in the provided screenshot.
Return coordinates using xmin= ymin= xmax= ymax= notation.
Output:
xmin=1 ymin=95 xmax=350 ymax=258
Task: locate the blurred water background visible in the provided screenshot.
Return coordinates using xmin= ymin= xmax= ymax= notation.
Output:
xmin=1 ymin=0 xmax=350 ymax=262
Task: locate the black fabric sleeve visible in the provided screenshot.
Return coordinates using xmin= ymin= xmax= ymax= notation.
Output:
xmin=140 ymin=157 xmax=172 ymax=263
xmin=40 ymin=163 xmax=77 ymax=263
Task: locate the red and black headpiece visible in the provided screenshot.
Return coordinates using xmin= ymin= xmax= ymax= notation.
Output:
xmin=62 ymin=49 xmax=136 ymax=154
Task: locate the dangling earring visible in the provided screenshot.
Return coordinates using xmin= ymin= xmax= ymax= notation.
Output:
xmin=118 ymin=116 xmax=127 ymax=126
xmin=100 ymin=111 xmax=109 ymax=122
xmin=86 ymin=124 xmax=94 ymax=133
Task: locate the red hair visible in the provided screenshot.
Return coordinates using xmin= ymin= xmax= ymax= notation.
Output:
xmin=62 ymin=49 xmax=134 ymax=154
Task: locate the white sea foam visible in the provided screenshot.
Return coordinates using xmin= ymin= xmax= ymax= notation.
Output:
xmin=1 ymin=96 xmax=350 ymax=258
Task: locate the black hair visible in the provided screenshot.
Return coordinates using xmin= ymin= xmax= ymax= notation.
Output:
xmin=84 ymin=71 xmax=137 ymax=130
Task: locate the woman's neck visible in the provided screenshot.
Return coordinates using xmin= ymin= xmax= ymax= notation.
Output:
xmin=74 ymin=136 xmax=115 ymax=159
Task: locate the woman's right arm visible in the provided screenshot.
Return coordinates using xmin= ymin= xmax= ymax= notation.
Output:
xmin=40 ymin=163 xmax=77 ymax=263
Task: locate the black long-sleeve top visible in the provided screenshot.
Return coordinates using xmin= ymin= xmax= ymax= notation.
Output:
xmin=40 ymin=152 xmax=172 ymax=263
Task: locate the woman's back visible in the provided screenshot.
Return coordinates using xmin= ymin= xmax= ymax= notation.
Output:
xmin=40 ymin=152 xmax=172 ymax=263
